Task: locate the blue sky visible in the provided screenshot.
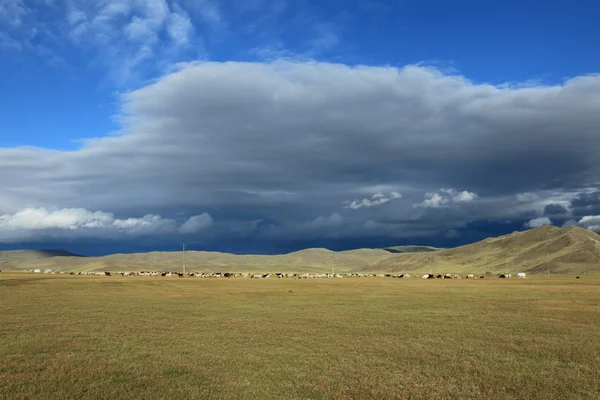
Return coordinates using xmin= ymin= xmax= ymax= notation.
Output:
xmin=1 ymin=0 xmax=599 ymax=254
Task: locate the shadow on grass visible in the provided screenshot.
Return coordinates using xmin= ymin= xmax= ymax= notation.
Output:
xmin=162 ymin=368 xmax=192 ymax=377
xmin=297 ymin=389 xmax=330 ymax=400
xmin=111 ymin=371 xmax=133 ymax=383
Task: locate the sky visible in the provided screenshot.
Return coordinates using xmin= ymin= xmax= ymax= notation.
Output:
xmin=1 ymin=0 xmax=600 ymax=255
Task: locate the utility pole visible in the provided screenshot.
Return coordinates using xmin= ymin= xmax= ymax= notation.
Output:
xmin=182 ymin=242 xmax=185 ymax=275
xmin=331 ymin=253 xmax=336 ymax=275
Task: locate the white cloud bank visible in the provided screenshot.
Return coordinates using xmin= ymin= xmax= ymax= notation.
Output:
xmin=577 ymin=215 xmax=600 ymax=232
xmin=343 ymin=192 xmax=402 ymax=210
xmin=0 ymin=208 xmax=212 ymax=242
xmin=524 ymin=217 xmax=553 ymax=229
xmin=416 ymin=189 xmax=479 ymax=208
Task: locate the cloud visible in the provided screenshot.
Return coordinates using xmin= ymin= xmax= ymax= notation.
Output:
xmin=544 ymin=203 xmax=568 ymax=215
xmin=307 ymin=23 xmax=340 ymax=54
xmin=1 ymin=61 xmax=600 ymax=247
xmin=0 ymin=31 xmax=22 ymax=50
xmin=418 ymin=193 xmax=449 ymax=208
xmin=181 ymin=0 xmax=221 ymax=25
xmin=0 ymin=208 xmax=212 ymax=242
xmin=452 ymin=190 xmax=479 ymax=203
xmin=516 ymin=192 xmax=540 ymax=203
xmin=0 ymin=0 xmax=27 ymax=27
xmin=562 ymin=219 xmax=579 ymax=228
xmin=577 ymin=215 xmax=600 ymax=232
xmin=343 ymin=192 xmax=401 ymax=210
xmin=416 ymin=189 xmax=479 ymax=208
xmin=179 ymin=213 xmax=214 ymax=234
xmin=570 ymin=190 xmax=600 ymax=217
xmin=1 ymin=0 xmax=207 ymax=84
xmin=524 ymin=217 xmax=553 ymax=229
xmin=559 ymin=214 xmax=600 ymax=232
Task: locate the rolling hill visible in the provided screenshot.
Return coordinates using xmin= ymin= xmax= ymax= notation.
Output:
xmin=2 ymin=247 xmax=393 ymax=274
xmin=362 ymin=226 xmax=600 ymax=275
xmin=3 ymin=226 xmax=600 ymax=274
xmin=0 ymin=249 xmax=84 ymax=271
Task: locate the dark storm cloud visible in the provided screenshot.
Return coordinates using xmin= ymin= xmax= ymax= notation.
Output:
xmin=570 ymin=190 xmax=600 ymax=217
xmin=544 ymin=204 xmax=568 ymax=215
xmin=1 ymin=61 xmax=600 ymax=245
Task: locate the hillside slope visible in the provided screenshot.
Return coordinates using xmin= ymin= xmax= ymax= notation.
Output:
xmin=362 ymin=226 xmax=600 ymax=275
xmin=6 ymin=248 xmax=393 ymax=273
xmin=0 ymin=249 xmax=83 ymax=270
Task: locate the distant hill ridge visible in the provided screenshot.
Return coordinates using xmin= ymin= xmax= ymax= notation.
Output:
xmin=364 ymin=226 xmax=600 ymax=275
xmin=0 ymin=249 xmax=84 ymax=271
xmin=383 ymin=245 xmax=440 ymax=254
xmin=2 ymin=226 xmax=600 ymax=274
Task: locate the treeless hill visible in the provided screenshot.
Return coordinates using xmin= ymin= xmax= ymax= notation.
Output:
xmin=362 ymin=226 xmax=600 ymax=275
xmin=7 ymin=248 xmax=393 ymax=274
xmin=0 ymin=249 xmax=83 ymax=271
xmin=7 ymin=227 xmax=600 ymax=275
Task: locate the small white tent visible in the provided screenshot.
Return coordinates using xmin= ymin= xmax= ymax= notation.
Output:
xmin=33 ymin=269 xmax=41 ymax=273
xmin=517 ymin=272 xmax=526 ymax=278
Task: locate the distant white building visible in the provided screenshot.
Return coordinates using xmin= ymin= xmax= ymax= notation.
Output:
xmin=517 ymin=272 xmax=526 ymax=278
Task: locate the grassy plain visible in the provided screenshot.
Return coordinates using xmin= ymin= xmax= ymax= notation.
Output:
xmin=1 ymin=273 xmax=599 ymax=399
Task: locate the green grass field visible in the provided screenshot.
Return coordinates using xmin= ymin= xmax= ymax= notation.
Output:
xmin=1 ymin=273 xmax=599 ymax=399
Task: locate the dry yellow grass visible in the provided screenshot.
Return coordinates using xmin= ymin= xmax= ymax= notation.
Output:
xmin=366 ymin=226 xmax=600 ymax=275
xmin=1 ymin=272 xmax=599 ymax=399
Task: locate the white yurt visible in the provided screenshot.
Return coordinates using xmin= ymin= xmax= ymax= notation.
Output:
xmin=517 ymin=272 xmax=526 ymax=278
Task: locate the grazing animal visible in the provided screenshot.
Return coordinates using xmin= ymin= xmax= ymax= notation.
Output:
xmin=480 ymin=276 xmax=484 ymax=279
xmin=466 ymin=274 xmax=474 ymax=279
xmin=105 ymin=272 xmax=111 ymax=276
xmin=576 ymin=276 xmax=580 ymax=279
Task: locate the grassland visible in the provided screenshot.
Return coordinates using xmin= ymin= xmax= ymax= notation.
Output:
xmin=1 ymin=272 xmax=599 ymax=399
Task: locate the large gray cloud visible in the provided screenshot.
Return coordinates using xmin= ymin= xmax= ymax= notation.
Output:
xmin=544 ymin=203 xmax=568 ymax=215
xmin=570 ymin=190 xmax=600 ymax=217
xmin=1 ymin=61 xmax=600 ymax=244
